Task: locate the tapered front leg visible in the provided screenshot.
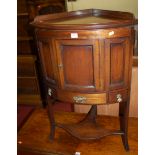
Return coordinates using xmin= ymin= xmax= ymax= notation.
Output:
xmin=119 ymin=101 xmax=130 ymax=151
xmin=47 ymin=99 xmax=56 ymax=141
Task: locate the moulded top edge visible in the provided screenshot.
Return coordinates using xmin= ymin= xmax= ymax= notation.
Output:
xmin=31 ymin=9 xmax=137 ymax=30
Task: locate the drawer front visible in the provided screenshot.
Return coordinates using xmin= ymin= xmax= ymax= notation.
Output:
xmin=56 ymin=90 xmax=106 ymax=105
xmin=108 ymin=89 xmax=128 ymax=103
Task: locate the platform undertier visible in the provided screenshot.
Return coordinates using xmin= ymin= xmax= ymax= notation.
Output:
xmin=17 ymin=108 xmax=138 ymax=155
xmin=56 ymin=121 xmax=124 ymax=140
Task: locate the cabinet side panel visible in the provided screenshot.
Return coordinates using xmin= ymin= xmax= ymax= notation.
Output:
xmin=105 ymin=37 xmax=130 ymax=90
xmin=38 ymin=40 xmax=55 ymax=83
xmin=110 ymin=43 xmax=124 ymax=85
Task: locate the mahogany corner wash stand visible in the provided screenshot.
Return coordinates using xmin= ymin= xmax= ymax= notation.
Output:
xmin=31 ymin=9 xmax=137 ymax=151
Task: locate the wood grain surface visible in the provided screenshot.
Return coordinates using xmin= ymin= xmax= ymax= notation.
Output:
xmin=18 ymin=108 xmax=138 ymax=155
xmin=74 ymin=66 xmax=138 ymax=117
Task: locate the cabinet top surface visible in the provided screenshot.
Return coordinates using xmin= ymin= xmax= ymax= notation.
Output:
xmin=32 ymin=9 xmax=137 ymax=30
xmin=50 ymin=16 xmax=118 ymax=25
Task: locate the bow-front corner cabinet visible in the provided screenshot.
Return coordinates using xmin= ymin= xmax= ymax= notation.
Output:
xmin=31 ymin=9 xmax=137 ymax=151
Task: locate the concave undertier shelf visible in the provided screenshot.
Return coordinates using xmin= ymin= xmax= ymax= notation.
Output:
xmin=56 ymin=105 xmax=124 ymax=140
xmin=57 ymin=122 xmax=123 ymax=140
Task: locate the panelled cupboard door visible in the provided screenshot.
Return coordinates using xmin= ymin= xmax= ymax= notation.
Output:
xmin=105 ymin=37 xmax=131 ymax=90
xmin=54 ymin=39 xmax=102 ymax=92
xmin=38 ymin=39 xmax=57 ymax=84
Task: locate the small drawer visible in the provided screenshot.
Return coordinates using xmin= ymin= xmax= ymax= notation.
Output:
xmin=57 ymin=90 xmax=106 ymax=105
xmin=108 ymin=89 xmax=128 ymax=103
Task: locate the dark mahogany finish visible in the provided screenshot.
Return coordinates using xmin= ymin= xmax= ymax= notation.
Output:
xmin=27 ymin=0 xmax=66 ymax=21
xmin=31 ymin=9 xmax=137 ymax=151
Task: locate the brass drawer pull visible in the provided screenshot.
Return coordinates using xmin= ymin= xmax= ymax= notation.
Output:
xmin=73 ymin=96 xmax=87 ymax=103
xmin=109 ymin=31 xmax=114 ymax=36
xmin=116 ymin=94 xmax=122 ymax=103
xmin=58 ymin=64 xmax=63 ymax=68
xmin=48 ymin=88 xmax=53 ymax=96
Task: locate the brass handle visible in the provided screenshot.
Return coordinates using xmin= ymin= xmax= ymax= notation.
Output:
xmin=109 ymin=31 xmax=114 ymax=36
xmin=73 ymin=96 xmax=87 ymax=103
xmin=58 ymin=64 xmax=63 ymax=68
xmin=48 ymin=88 xmax=52 ymax=96
xmin=116 ymin=94 xmax=122 ymax=103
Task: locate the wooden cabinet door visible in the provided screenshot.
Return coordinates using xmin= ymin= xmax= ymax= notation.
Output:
xmin=38 ymin=39 xmax=57 ymax=84
xmin=54 ymin=39 xmax=101 ymax=92
xmin=105 ymin=37 xmax=132 ymax=90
